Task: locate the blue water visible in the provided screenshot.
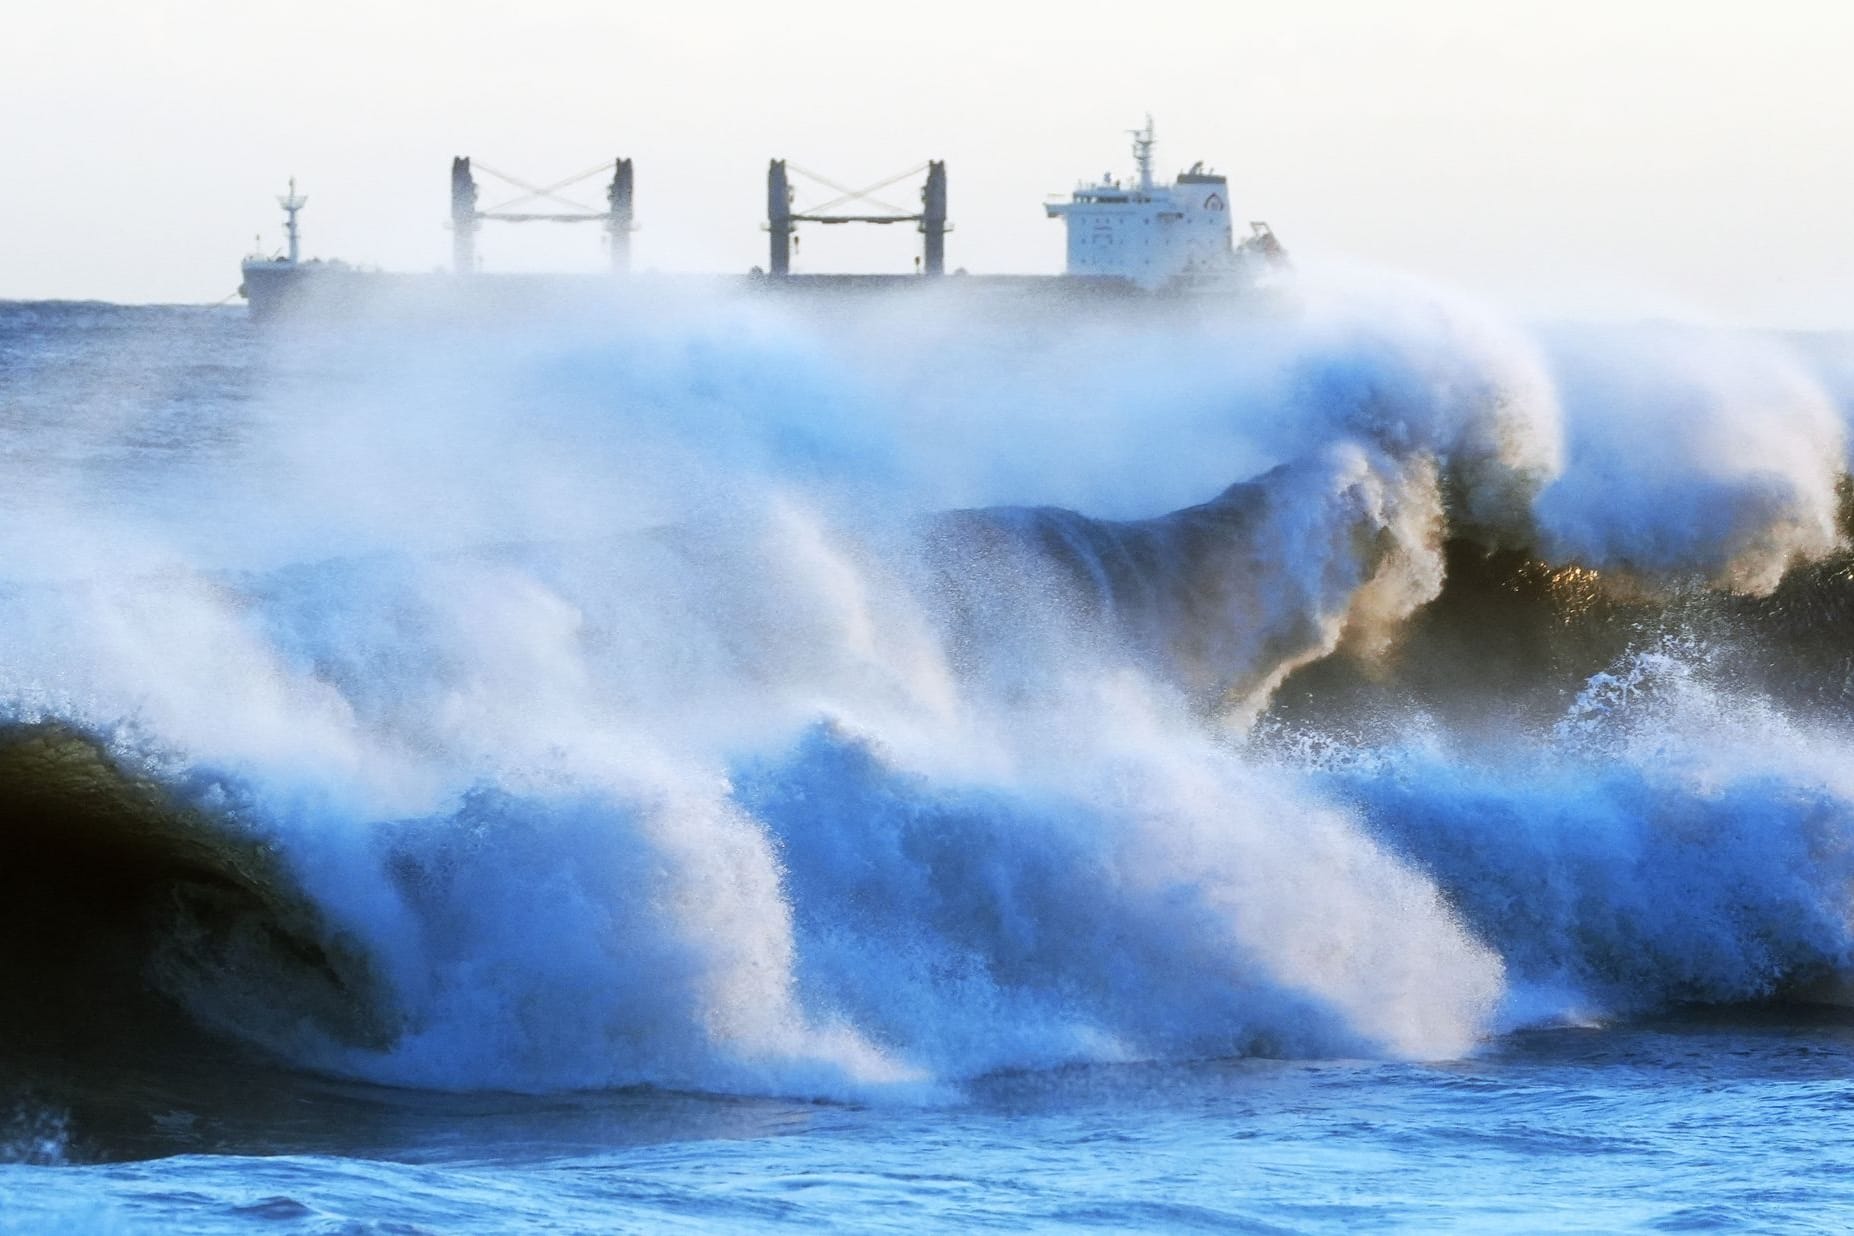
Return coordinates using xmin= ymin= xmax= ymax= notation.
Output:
xmin=6 ymin=1020 xmax=1853 ymax=1232
xmin=1 ymin=296 xmax=1852 ymax=1231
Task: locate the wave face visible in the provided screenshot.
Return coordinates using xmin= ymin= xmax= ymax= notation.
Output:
xmin=0 ymin=293 xmax=1851 ymax=1099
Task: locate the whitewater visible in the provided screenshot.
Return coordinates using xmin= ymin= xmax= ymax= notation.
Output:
xmin=0 ymin=281 xmax=1851 ymax=1231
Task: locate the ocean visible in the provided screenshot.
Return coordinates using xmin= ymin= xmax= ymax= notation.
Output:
xmin=0 ymin=289 xmax=1850 ymax=1232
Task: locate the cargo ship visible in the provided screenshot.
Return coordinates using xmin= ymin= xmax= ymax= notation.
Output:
xmin=238 ymin=120 xmax=1287 ymax=319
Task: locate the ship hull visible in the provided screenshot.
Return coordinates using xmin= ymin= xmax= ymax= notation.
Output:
xmin=238 ymin=263 xmax=1285 ymax=323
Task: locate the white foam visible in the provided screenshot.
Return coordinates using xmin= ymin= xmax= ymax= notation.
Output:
xmin=0 ymin=280 xmax=1849 ymax=1096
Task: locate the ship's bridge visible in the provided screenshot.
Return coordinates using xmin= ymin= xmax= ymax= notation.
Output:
xmin=1046 ymin=122 xmax=1240 ymax=288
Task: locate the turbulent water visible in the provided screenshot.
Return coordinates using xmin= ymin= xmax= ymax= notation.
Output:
xmin=1 ymin=286 xmax=1852 ymax=1231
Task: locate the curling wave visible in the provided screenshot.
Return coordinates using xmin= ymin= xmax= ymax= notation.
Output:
xmin=0 ymin=289 xmax=1851 ymax=1100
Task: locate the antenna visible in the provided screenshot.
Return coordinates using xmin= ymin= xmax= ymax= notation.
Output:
xmin=1129 ymin=116 xmax=1156 ymax=193
xmin=276 ymin=177 xmax=308 ymax=264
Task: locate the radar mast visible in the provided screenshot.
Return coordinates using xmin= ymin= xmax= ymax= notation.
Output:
xmin=276 ymin=178 xmax=308 ymax=264
xmin=1129 ymin=116 xmax=1156 ymax=193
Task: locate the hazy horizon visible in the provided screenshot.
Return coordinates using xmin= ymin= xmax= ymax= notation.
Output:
xmin=4 ymin=0 xmax=1850 ymax=328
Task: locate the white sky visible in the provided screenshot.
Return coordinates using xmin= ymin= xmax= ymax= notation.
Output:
xmin=3 ymin=0 xmax=1851 ymax=326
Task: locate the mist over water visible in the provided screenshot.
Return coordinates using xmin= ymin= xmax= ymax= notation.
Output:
xmin=0 ymin=279 xmax=1851 ymax=1129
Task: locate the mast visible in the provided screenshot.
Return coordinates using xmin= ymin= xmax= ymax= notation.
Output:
xmin=451 ymin=157 xmax=478 ymax=274
xmin=920 ymin=160 xmax=947 ymax=276
xmin=1130 ymin=116 xmax=1156 ymax=193
xmin=767 ymin=159 xmax=792 ymax=276
xmin=277 ymin=177 xmax=308 ymax=264
xmin=607 ymin=157 xmax=634 ymax=274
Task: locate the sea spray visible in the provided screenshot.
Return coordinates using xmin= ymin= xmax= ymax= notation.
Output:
xmin=0 ymin=285 xmax=1849 ymax=1102
xmin=1534 ymin=323 xmax=1847 ymax=591
xmin=1293 ymin=640 xmax=1854 ymax=1022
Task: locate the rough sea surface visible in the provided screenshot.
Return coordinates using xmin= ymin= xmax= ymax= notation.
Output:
xmin=1 ymin=292 xmax=1852 ymax=1231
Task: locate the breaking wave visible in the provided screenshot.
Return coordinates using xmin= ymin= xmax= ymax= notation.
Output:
xmin=0 ymin=285 xmax=1850 ymax=1100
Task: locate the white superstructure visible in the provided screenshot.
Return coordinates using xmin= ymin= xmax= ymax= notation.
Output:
xmin=1045 ymin=119 xmax=1282 ymax=288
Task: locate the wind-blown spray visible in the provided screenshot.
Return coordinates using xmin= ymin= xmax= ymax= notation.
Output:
xmin=0 ymin=286 xmax=1848 ymax=1100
